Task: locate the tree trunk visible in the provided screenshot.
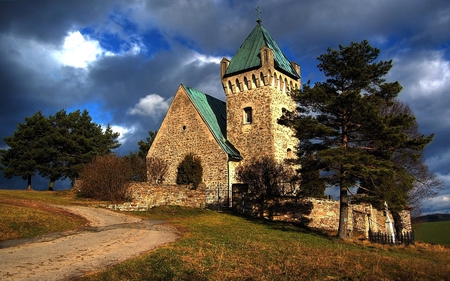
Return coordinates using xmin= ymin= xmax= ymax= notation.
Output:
xmin=48 ymin=180 xmax=55 ymax=191
xmin=337 ymin=185 xmax=349 ymax=238
xmin=27 ymin=175 xmax=32 ymax=191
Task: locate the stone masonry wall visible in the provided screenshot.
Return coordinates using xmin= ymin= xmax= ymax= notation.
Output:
xmin=105 ymin=182 xmax=230 ymax=211
xmin=106 ymin=183 xmax=206 ymax=211
xmin=106 ymin=183 xmax=411 ymax=237
xmin=147 ymin=87 xmax=229 ymax=188
xmin=232 ymin=185 xmax=411 ymax=237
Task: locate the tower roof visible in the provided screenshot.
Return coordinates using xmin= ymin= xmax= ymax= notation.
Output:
xmin=182 ymin=84 xmax=242 ymax=160
xmin=224 ymin=23 xmax=300 ymax=79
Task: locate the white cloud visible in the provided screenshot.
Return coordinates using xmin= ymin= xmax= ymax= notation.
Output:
xmin=184 ymin=52 xmax=222 ymax=66
xmin=128 ymin=94 xmax=171 ymax=117
xmin=105 ymin=124 xmax=136 ymax=145
xmin=54 ymin=31 xmax=114 ymax=68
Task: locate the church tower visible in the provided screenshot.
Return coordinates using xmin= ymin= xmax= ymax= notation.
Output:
xmin=220 ymin=19 xmax=301 ymax=171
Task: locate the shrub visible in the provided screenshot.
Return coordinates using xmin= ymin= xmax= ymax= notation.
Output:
xmin=77 ymin=154 xmax=132 ymax=202
xmin=236 ymin=156 xmax=296 ymax=198
xmin=176 ymin=153 xmax=202 ymax=189
xmin=147 ymin=156 xmax=169 ymax=184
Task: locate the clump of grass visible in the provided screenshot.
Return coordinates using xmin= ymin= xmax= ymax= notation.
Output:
xmin=78 ymin=206 xmax=450 ymax=281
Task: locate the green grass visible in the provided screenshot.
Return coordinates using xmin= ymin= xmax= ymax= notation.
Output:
xmin=78 ymin=207 xmax=450 ymax=281
xmin=414 ymin=221 xmax=450 ymax=246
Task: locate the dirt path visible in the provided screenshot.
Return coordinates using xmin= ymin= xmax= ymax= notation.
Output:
xmin=0 ymin=205 xmax=178 ymax=281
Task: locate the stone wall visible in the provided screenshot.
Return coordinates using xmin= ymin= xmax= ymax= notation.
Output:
xmin=105 ymin=182 xmax=229 ymax=211
xmin=232 ymin=184 xmax=411 ymax=237
xmin=106 ymin=183 xmax=411 ymax=238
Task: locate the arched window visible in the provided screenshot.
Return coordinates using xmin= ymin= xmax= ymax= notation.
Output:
xmin=244 ymin=76 xmax=249 ymax=90
xmin=243 ymin=107 xmax=252 ymax=124
xmin=252 ymin=74 xmax=257 ymax=88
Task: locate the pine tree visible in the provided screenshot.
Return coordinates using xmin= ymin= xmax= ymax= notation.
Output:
xmin=279 ymin=40 xmax=433 ymax=238
xmin=1 ymin=109 xmax=121 ymax=190
xmin=0 ymin=111 xmax=51 ymax=190
xmin=138 ymin=130 xmax=157 ymax=158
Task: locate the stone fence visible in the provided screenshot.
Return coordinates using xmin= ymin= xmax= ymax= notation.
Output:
xmin=232 ymin=184 xmax=412 ymax=238
xmin=104 ymin=182 xmax=411 ymax=238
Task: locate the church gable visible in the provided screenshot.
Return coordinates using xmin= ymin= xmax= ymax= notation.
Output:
xmin=182 ymin=85 xmax=241 ymax=160
xmin=148 ymin=84 xmax=236 ymax=186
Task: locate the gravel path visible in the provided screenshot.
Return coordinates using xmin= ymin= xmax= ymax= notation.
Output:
xmin=0 ymin=205 xmax=178 ymax=281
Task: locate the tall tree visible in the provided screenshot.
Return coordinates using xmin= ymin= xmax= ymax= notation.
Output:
xmin=279 ymin=40 xmax=433 ymax=238
xmin=0 ymin=111 xmax=51 ymax=190
xmin=63 ymin=109 xmax=121 ymax=183
xmin=38 ymin=109 xmax=73 ymax=190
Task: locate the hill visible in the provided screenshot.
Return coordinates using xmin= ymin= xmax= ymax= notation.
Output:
xmin=413 ymin=213 xmax=450 ymax=223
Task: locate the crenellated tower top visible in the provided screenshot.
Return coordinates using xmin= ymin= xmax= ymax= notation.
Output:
xmin=220 ymin=22 xmax=301 ymax=96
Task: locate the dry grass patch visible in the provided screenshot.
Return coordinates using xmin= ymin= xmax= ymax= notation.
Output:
xmin=0 ymin=189 xmax=97 ymax=241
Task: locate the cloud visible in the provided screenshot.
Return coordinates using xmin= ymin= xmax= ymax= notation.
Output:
xmin=55 ymin=31 xmax=113 ymax=68
xmin=109 ymin=124 xmax=136 ymax=145
xmin=128 ymin=94 xmax=171 ymax=118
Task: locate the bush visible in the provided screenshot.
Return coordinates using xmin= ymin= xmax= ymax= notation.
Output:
xmin=77 ymin=155 xmax=132 ymax=202
xmin=147 ymin=156 xmax=169 ymax=184
xmin=176 ymin=153 xmax=202 ymax=189
xmin=236 ymin=156 xmax=296 ymax=198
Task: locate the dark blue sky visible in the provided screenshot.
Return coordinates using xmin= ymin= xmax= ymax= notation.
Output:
xmin=0 ymin=0 xmax=449 ymax=214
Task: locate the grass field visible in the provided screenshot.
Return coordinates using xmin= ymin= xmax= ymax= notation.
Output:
xmin=414 ymin=220 xmax=450 ymax=246
xmin=0 ymin=189 xmax=99 ymax=241
xmin=1 ymin=190 xmax=449 ymax=280
xmin=77 ymin=207 xmax=450 ymax=281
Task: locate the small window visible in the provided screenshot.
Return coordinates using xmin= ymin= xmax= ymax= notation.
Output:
xmin=287 ymin=148 xmax=293 ymax=159
xmin=243 ymin=107 xmax=252 ymax=124
xmin=182 ymin=125 xmax=187 ymax=131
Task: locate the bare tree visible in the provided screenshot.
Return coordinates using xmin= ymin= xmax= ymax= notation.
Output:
xmin=236 ymin=156 xmax=295 ymax=198
xmin=147 ymin=156 xmax=169 ymax=184
xmin=77 ymin=155 xmax=132 ymax=202
xmin=383 ymin=101 xmax=443 ymax=217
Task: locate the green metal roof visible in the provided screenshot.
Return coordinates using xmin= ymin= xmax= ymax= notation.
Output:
xmin=225 ymin=23 xmax=300 ymax=79
xmin=182 ymin=84 xmax=242 ymax=160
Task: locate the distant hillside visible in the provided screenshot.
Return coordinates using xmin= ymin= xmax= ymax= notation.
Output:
xmin=413 ymin=213 xmax=450 ymax=223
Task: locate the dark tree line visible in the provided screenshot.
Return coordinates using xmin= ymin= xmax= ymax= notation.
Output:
xmin=0 ymin=109 xmax=120 ymax=190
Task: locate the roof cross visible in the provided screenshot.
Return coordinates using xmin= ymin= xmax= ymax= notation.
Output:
xmin=256 ymin=6 xmax=262 ymax=24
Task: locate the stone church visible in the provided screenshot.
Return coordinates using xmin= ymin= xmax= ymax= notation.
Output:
xmin=147 ymin=19 xmax=301 ymax=192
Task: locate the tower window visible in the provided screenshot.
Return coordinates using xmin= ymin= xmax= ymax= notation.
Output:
xmin=243 ymin=107 xmax=252 ymax=124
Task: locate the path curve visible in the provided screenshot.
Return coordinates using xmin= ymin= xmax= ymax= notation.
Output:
xmin=0 ymin=205 xmax=178 ymax=281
